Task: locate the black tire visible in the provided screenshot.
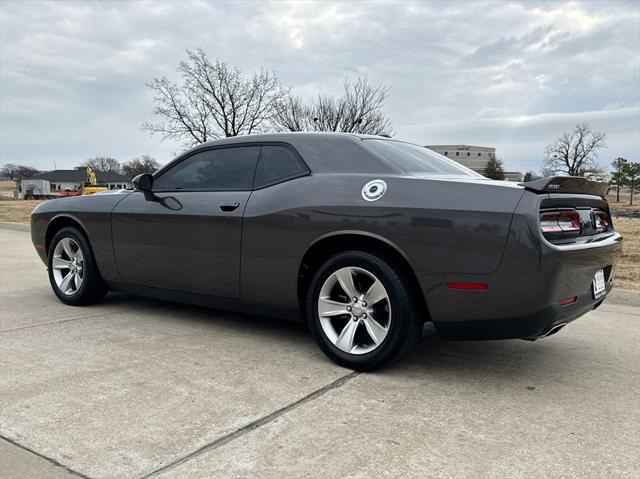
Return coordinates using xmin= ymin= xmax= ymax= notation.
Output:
xmin=48 ymin=226 xmax=108 ymax=306
xmin=306 ymin=251 xmax=422 ymax=371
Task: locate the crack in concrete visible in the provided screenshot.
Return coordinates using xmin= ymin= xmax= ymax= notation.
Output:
xmin=137 ymin=371 xmax=360 ymax=479
xmin=0 ymin=308 xmax=131 ymax=334
xmin=0 ymin=325 xmax=433 ymax=478
xmin=0 ymin=436 xmax=93 ymax=479
xmin=138 ymin=330 xmax=436 ymax=478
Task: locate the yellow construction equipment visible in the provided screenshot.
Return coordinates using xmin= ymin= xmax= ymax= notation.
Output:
xmin=82 ymin=166 xmax=108 ymax=195
xmin=60 ymin=167 xmax=108 ymax=197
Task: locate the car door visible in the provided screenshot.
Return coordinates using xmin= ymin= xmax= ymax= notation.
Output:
xmin=241 ymin=144 xmax=311 ymax=307
xmin=111 ymin=145 xmax=261 ymax=298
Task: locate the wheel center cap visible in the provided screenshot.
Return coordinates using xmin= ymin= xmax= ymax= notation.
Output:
xmin=352 ymin=303 xmax=364 ymax=317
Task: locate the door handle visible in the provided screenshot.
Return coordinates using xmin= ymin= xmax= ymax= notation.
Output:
xmin=219 ymin=201 xmax=240 ymax=212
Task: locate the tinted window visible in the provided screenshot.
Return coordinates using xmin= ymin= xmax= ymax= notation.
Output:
xmin=362 ymin=139 xmax=482 ymax=177
xmin=292 ymin=136 xmax=394 ymax=174
xmin=154 ymin=147 xmax=260 ymax=190
xmin=255 ymin=145 xmax=308 ymax=187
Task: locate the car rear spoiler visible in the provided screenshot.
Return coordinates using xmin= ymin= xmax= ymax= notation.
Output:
xmin=520 ymin=176 xmax=610 ymax=198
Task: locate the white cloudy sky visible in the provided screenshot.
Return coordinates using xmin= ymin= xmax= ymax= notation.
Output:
xmin=1 ymin=0 xmax=638 ymax=173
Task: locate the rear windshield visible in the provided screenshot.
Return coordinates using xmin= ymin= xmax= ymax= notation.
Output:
xmin=362 ymin=139 xmax=482 ymax=177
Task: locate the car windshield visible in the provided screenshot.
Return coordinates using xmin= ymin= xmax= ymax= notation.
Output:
xmin=362 ymin=139 xmax=483 ymax=177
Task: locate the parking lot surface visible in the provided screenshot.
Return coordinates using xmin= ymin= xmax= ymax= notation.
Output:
xmin=1 ymin=226 xmax=639 ymax=478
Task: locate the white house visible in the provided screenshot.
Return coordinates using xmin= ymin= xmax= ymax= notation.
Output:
xmin=20 ymin=167 xmax=132 ymax=197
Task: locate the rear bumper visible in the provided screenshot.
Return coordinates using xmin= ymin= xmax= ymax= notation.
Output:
xmin=433 ymin=285 xmax=610 ymax=340
xmin=424 ymin=216 xmax=623 ymax=340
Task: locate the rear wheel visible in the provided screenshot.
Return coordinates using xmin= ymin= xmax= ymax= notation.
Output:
xmin=307 ymin=251 xmax=422 ymax=371
xmin=48 ymin=226 xmax=108 ymax=305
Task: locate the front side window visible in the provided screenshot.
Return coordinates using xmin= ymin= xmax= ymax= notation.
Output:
xmin=362 ymin=139 xmax=482 ymax=177
xmin=154 ymin=146 xmax=261 ymax=191
xmin=254 ymin=145 xmax=308 ymax=188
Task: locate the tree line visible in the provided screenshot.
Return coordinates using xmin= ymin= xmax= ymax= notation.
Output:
xmin=81 ymin=155 xmax=161 ymax=177
xmin=0 ymin=155 xmax=161 ymax=181
xmin=0 ymin=164 xmax=39 ymax=181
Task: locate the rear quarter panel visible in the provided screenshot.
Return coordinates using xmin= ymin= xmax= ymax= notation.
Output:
xmin=424 ymin=191 xmax=623 ymax=326
xmin=241 ymin=174 xmax=525 ymax=309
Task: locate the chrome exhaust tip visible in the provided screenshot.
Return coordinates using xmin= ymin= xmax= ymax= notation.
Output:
xmin=543 ymin=323 xmax=567 ymax=337
xmin=523 ymin=322 xmax=568 ymax=341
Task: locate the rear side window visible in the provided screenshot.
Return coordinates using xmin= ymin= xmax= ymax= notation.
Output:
xmin=154 ymin=146 xmax=260 ymax=191
xmin=254 ymin=145 xmax=309 ymax=188
xmin=362 ymin=139 xmax=482 ymax=177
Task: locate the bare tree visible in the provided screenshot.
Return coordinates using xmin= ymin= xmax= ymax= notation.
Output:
xmin=0 ymin=163 xmax=19 ymax=180
xmin=543 ymin=123 xmax=606 ymax=176
xmin=273 ymin=77 xmax=394 ymax=136
xmin=83 ymin=157 xmax=121 ymax=172
xmin=272 ymin=95 xmax=312 ymax=132
xmin=143 ymin=49 xmax=288 ymax=148
xmin=15 ymin=165 xmax=39 ymax=179
xmin=1 ymin=163 xmax=39 ymax=180
xmin=484 ymin=157 xmax=505 ymax=180
xmin=122 ymin=155 xmax=161 ymax=178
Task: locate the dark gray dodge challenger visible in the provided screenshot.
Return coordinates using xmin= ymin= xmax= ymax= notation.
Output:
xmin=31 ymin=133 xmax=623 ymax=370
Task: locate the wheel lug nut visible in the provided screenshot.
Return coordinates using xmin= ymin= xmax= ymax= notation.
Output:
xmin=363 ymin=313 xmax=367 ymax=318
xmin=352 ymin=297 xmax=358 ymax=302
xmin=352 ymin=316 xmax=357 ymax=321
xmin=362 ymin=301 xmax=367 ymax=307
xmin=347 ymin=306 xmax=352 ymax=311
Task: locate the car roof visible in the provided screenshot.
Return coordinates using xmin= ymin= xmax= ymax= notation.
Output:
xmin=186 ymin=132 xmax=394 ymax=174
xmin=195 ymin=131 xmax=380 ymax=147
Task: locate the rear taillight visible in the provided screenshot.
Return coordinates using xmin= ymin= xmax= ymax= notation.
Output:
xmin=446 ymin=282 xmax=488 ymax=291
xmin=559 ymin=296 xmax=577 ymax=306
xmin=594 ymin=210 xmax=609 ymax=232
xmin=540 ymin=209 xmax=581 ymax=235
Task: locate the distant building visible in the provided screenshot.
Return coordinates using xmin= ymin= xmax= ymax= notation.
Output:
xmin=425 ymin=144 xmax=522 ymax=182
xmin=503 ymin=171 xmax=523 ymax=182
xmin=425 ymin=145 xmax=495 ymax=174
xmin=20 ymin=167 xmax=131 ymax=197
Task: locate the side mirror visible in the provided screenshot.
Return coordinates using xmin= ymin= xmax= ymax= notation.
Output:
xmin=132 ymin=173 xmax=153 ymax=192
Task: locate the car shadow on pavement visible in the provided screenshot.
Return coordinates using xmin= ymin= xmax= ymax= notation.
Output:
xmin=102 ymin=291 xmax=309 ymax=333
xmin=383 ymin=324 xmax=618 ymax=385
xmin=99 ymin=292 xmax=612 ymax=381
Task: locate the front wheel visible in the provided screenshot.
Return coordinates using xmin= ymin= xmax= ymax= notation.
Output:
xmin=48 ymin=226 xmax=108 ymax=306
xmin=306 ymin=251 xmax=422 ymax=371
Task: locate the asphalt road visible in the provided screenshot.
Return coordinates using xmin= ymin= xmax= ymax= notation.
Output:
xmin=1 ymin=225 xmax=638 ymax=479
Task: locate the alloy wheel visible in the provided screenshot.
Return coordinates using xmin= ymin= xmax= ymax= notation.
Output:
xmin=52 ymin=237 xmax=84 ymax=296
xmin=317 ymin=266 xmax=391 ymax=354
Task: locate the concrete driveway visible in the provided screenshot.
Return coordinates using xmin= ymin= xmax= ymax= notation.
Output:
xmin=1 ymin=225 xmax=638 ymax=478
